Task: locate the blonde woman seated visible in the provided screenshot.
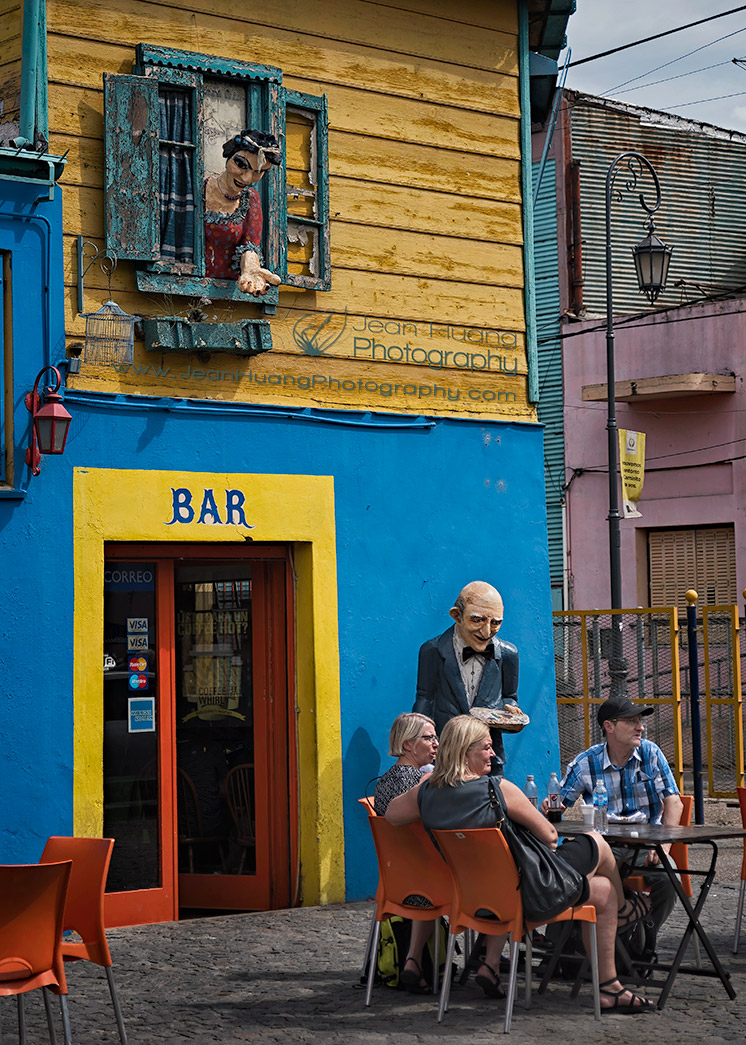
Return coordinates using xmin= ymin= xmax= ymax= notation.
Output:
xmin=385 ymin=715 xmax=654 ymax=1014
xmin=373 ymin=713 xmax=439 ymax=993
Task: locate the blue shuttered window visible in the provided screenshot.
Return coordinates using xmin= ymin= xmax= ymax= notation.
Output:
xmin=103 ymin=45 xmax=331 ymax=306
xmin=103 ymin=74 xmax=160 ymax=263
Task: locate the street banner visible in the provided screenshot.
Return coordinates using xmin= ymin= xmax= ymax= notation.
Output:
xmin=619 ymin=429 xmax=646 ymax=518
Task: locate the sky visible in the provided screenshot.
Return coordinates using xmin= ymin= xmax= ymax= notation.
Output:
xmin=563 ymin=2 xmax=746 ymax=134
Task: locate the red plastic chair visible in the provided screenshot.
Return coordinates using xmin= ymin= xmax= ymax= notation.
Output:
xmin=0 ymin=861 xmax=72 ymax=1045
xmin=732 ymin=786 xmax=746 ymax=952
xmin=364 ymin=815 xmax=453 ymax=1006
xmin=433 ymin=828 xmax=600 ymax=1032
xmin=40 ymin=837 xmax=128 ymax=1044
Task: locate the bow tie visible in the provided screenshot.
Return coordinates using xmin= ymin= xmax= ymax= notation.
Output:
xmin=463 ymin=645 xmax=493 ymax=662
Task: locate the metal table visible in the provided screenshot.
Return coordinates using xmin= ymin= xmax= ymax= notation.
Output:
xmin=557 ymin=821 xmax=746 ymax=1009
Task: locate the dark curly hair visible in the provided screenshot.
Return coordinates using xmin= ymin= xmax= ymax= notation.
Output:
xmin=222 ymin=129 xmax=282 ymax=165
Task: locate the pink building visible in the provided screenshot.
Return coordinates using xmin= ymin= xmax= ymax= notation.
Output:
xmin=534 ymin=92 xmax=746 ymax=614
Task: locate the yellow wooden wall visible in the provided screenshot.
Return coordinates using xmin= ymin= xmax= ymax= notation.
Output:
xmin=47 ymin=0 xmax=533 ymax=420
xmin=0 ymin=2 xmax=22 ymax=128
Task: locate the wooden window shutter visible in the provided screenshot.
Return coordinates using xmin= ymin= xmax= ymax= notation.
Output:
xmin=649 ymin=527 xmax=736 ymax=616
xmin=276 ymin=88 xmax=330 ymax=290
xmin=103 ymin=73 xmax=160 ymax=262
xmin=694 ymin=527 xmax=737 ymax=605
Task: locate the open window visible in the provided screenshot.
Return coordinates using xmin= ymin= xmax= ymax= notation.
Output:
xmin=104 ymin=45 xmax=330 ymax=312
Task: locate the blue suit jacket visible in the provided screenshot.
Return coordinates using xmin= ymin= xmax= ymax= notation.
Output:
xmin=412 ymin=625 xmax=519 ymax=767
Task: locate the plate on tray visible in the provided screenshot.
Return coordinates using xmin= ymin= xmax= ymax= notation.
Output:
xmin=469 ymin=706 xmax=529 ymax=733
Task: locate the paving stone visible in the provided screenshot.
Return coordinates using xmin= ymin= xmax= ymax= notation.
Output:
xmin=3 ymin=871 xmax=746 ymax=1042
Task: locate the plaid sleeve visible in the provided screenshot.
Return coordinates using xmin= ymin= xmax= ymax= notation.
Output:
xmin=652 ymin=743 xmax=679 ymax=797
xmin=561 ymin=755 xmax=588 ymax=806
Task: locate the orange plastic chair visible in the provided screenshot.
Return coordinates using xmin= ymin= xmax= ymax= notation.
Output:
xmin=40 ymin=837 xmax=128 ymax=1045
xmin=364 ymin=815 xmax=453 ymax=1006
xmin=622 ymin=795 xmax=700 ymax=964
xmin=0 ymin=861 xmax=72 ymax=1045
xmin=732 ymin=786 xmax=746 ymax=952
xmin=433 ymin=828 xmax=600 ymax=1032
xmin=625 ymin=794 xmax=694 ymax=896
xmin=358 ymin=796 xmax=378 ymax=975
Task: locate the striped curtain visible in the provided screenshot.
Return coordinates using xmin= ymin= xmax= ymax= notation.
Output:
xmin=159 ymin=89 xmax=194 ymax=266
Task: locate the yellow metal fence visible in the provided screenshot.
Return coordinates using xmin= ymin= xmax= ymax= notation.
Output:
xmin=701 ymin=605 xmax=744 ymax=797
xmin=553 ymin=604 xmax=745 ymax=798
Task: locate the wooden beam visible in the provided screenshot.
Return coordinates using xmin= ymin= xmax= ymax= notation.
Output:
xmin=581 ymin=373 xmax=736 ymax=402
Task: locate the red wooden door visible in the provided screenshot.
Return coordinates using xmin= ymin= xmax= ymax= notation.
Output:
xmin=103 ymin=545 xmax=296 ymax=926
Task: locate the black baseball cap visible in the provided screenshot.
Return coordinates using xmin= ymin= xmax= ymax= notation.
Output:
xmin=597 ymin=697 xmax=654 ymax=728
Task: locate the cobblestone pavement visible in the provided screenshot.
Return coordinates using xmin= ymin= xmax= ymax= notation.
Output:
xmin=9 ymin=799 xmax=746 ymax=1043
xmin=11 ymin=882 xmax=746 ymax=1045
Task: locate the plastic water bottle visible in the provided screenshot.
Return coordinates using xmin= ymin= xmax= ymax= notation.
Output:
xmin=592 ymin=779 xmax=609 ymax=833
xmin=524 ymin=775 xmax=539 ymax=806
xmin=547 ymin=771 xmax=562 ymax=822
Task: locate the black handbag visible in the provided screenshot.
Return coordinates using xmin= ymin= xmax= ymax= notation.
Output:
xmin=487 ymin=776 xmax=585 ymax=922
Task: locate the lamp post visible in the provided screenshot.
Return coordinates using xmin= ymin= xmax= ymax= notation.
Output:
xmin=25 ymin=365 xmax=72 ymax=476
xmin=605 ymin=152 xmax=672 ymax=698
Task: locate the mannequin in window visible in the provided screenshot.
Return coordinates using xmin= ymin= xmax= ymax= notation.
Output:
xmin=204 ymin=129 xmax=282 ymax=296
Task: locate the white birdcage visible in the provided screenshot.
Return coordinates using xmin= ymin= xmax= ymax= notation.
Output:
xmin=82 ymin=300 xmax=139 ymax=364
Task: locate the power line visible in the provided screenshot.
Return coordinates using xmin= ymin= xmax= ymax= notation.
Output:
xmin=537 ymin=300 xmax=746 ymax=348
xmin=659 ymin=89 xmax=746 ymax=109
xmin=566 ymin=453 xmax=746 ymax=481
xmin=602 ymin=24 xmax=746 ymax=97
xmin=567 ymin=5 xmax=746 ymax=69
xmin=614 ymin=61 xmax=732 ymax=96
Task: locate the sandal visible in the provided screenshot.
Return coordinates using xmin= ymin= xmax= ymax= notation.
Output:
xmin=399 ymin=957 xmax=429 ymax=994
xmin=599 ymin=978 xmax=655 ymax=1014
xmin=474 ymin=962 xmax=506 ymax=999
xmin=617 ymin=890 xmax=652 ymax=932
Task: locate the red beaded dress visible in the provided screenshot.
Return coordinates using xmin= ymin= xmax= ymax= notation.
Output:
xmin=204 ymin=180 xmax=263 ymax=279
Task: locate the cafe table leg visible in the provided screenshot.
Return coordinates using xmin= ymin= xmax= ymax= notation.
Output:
xmin=656 ymin=842 xmax=735 ymax=1009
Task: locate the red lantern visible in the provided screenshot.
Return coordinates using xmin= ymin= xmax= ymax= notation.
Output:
xmin=25 ymin=366 xmax=72 ymax=476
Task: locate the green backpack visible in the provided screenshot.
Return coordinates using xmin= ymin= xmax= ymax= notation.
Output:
xmin=375 ymin=915 xmax=449 ymax=989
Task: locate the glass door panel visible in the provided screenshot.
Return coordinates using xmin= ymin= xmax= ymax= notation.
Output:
xmin=103 ymin=563 xmax=161 ymax=891
xmin=174 ymin=564 xmax=257 ymax=893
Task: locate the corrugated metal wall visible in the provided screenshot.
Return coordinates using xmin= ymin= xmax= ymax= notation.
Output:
xmin=533 ymin=158 xmax=565 ymax=595
xmin=570 ymin=96 xmax=746 ymax=316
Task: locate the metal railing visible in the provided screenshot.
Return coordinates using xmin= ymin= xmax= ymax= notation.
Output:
xmin=553 ymin=607 xmax=683 ymax=788
xmin=553 ymin=601 xmax=746 ymax=799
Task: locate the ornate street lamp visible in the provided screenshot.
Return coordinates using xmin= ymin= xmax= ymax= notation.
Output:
xmin=632 ymin=225 xmax=673 ymax=305
xmin=25 ymin=365 xmax=72 ymax=476
xmin=605 ymin=151 xmax=672 ymax=697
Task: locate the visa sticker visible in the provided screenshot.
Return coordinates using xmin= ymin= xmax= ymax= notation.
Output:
xmin=127 ymin=634 xmax=148 ymax=652
xmin=127 ymin=618 xmax=148 ymax=633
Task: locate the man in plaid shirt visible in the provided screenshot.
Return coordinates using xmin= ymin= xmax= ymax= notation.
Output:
xmin=558 ymin=696 xmax=683 ymax=961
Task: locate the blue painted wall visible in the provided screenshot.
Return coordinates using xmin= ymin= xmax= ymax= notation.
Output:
xmin=1 ymin=375 xmax=559 ymax=893
xmin=0 ymin=179 xmax=70 ymax=860
xmin=1 ymin=165 xmax=558 ymax=899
